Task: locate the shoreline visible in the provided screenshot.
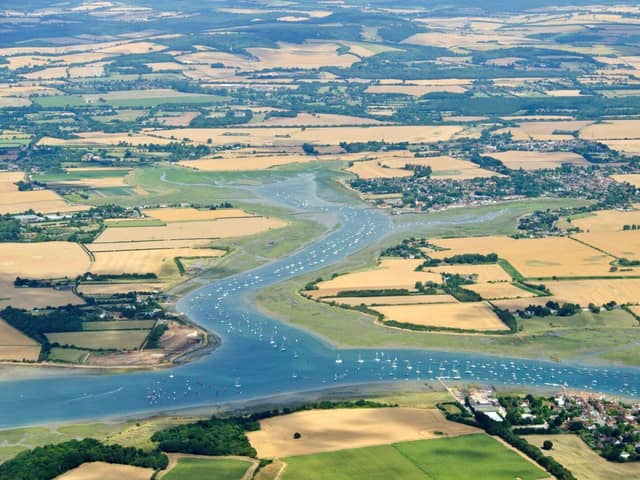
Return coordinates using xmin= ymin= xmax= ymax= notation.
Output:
xmin=3 ymin=378 xmax=637 ymax=432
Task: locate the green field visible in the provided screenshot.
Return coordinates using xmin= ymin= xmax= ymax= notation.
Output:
xmin=105 ymin=218 xmax=166 ymax=227
xmin=162 ymin=457 xmax=253 ymax=480
xmin=81 ymin=320 xmax=156 ymax=331
xmin=45 ymin=330 xmax=150 ymax=350
xmin=33 ymin=94 xmax=228 ymax=108
xmin=282 ymin=434 xmax=546 ymax=480
xmin=48 ymin=347 xmax=90 ymax=363
xmin=36 ymin=170 xmax=129 ymax=181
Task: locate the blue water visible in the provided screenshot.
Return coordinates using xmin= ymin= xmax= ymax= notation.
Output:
xmin=0 ymin=174 xmax=638 ymax=428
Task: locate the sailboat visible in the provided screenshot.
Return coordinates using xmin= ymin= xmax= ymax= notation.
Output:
xmin=233 ymin=378 xmax=241 ymax=388
xmin=335 ymin=354 xmax=343 ymax=365
xmin=357 ymin=353 xmax=364 ymax=364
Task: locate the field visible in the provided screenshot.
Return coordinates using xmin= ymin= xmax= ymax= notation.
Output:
xmin=89 ymin=248 xmax=225 ymax=277
xmin=313 ymin=259 xmax=440 ymax=295
xmin=612 ymin=174 xmax=640 ymax=187
xmin=147 ymin=125 xmax=469 ymax=147
xmin=0 ymin=276 xmax=83 ymax=309
xmin=488 ymin=151 xmax=588 ymax=170
xmin=281 ymin=434 xmax=547 ymax=480
xmin=328 ymin=294 xmax=457 ymax=306
xmin=0 ymin=242 xmax=91 ymax=278
xmin=424 ymin=264 xmax=512 ymax=282
xmin=526 ymin=435 xmax=640 ymax=480
xmin=465 ymin=282 xmax=534 ymax=300
xmin=0 ymin=318 xmax=40 ymax=361
xmin=142 ymin=207 xmax=252 ymax=222
xmin=574 ymin=230 xmax=640 ymax=260
xmin=248 ymin=112 xmax=386 ymax=127
xmin=579 ymin=120 xmax=640 ymax=140
xmin=77 ymin=283 xmax=164 ymax=295
xmin=346 ymin=154 xmax=497 ymax=180
xmin=46 ymin=330 xmax=150 ymax=350
xmin=56 ymin=462 xmax=153 ymax=480
xmin=93 ymin=217 xmax=287 ymax=243
xmin=0 ymin=185 xmax=89 ymax=214
xmin=247 ymin=408 xmax=479 ymax=458
xmin=161 ymin=457 xmax=254 ymax=480
xmin=495 ymin=121 xmax=593 ymax=141
xmin=179 ymin=152 xmax=334 ymax=171
xmin=365 ymin=84 xmax=468 ymax=96
xmin=569 ymin=208 xmax=640 ymax=232
xmin=544 ymin=279 xmax=640 ymax=305
xmin=375 ymin=302 xmax=509 ymax=331
xmin=429 ymin=236 xmax=620 ymax=278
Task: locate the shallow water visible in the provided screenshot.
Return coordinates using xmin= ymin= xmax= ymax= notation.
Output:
xmin=0 ymin=174 xmax=638 ymax=428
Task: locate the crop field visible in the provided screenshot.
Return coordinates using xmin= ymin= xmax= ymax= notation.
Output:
xmin=574 ymin=230 xmax=640 ymax=260
xmin=366 ymin=84 xmax=467 ymax=96
xmin=429 ymin=236 xmax=620 ymax=278
xmin=55 ymin=461 xmax=153 ymax=480
xmin=247 ymin=42 xmax=360 ymax=69
xmin=148 ymin=125 xmax=469 ymax=147
xmin=89 ymin=248 xmax=225 ymax=276
xmin=38 ymin=131 xmax=177 ymax=147
xmin=346 ymin=155 xmax=497 ymax=180
xmin=326 ymin=294 xmax=458 ymax=306
xmin=0 ymin=242 xmax=91 ymax=278
xmin=248 ymin=408 xmax=478 ymax=458
xmin=179 ymin=152 xmax=332 ymax=171
xmin=162 ymin=457 xmax=254 ymax=480
xmin=612 ymin=174 xmax=640 ymax=187
xmin=580 ymin=120 xmax=640 ymax=140
xmin=496 ymin=121 xmax=593 ymax=141
xmin=77 ymin=282 xmax=165 ymax=295
xmin=82 ymin=320 xmax=156 ymax=331
xmin=93 ymin=217 xmax=287 ymax=243
xmin=0 ymin=185 xmax=89 ymax=214
xmin=570 ymin=208 xmax=640 ymax=232
xmin=602 ymin=140 xmax=640 ymax=155
xmin=424 ymin=264 xmax=512 ymax=282
xmin=281 ymin=434 xmax=546 ymax=480
xmin=314 ymin=259 xmax=441 ymax=293
xmin=374 ymin=302 xmax=509 ymax=331
xmin=142 ymin=207 xmax=252 ymax=222
xmin=0 ymin=318 xmax=40 ymax=361
xmin=87 ymin=240 xmax=212 ymax=251
xmin=544 ymin=279 xmax=640 ymax=305
xmin=526 ymin=435 xmax=640 ymax=480
xmin=0 ymin=277 xmax=83 ymax=310
xmin=466 ymin=282 xmax=534 ymax=300
xmin=488 ymin=151 xmax=588 ymax=170
xmin=249 ymin=112 xmax=387 ymax=127
xmin=46 ymin=329 xmax=150 ymax=350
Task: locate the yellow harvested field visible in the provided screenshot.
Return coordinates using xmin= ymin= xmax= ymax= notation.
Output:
xmin=492 ymin=296 xmax=559 ymax=311
xmin=612 ymin=174 xmax=640 ymax=187
xmin=0 ymin=189 xmax=89 ymax=214
xmin=570 ymin=209 xmax=640 ymax=232
xmin=68 ymin=63 xmax=105 ymax=78
xmin=366 ymin=84 xmax=467 ymax=96
xmin=422 ymin=264 xmax=512 ymax=282
xmin=149 ymin=125 xmax=468 ymax=147
xmin=488 ymin=151 xmax=588 ymax=170
xmin=580 ymin=120 xmax=640 ymax=140
xmin=347 ymin=154 xmax=498 ymax=180
xmin=246 ymin=42 xmax=359 ymax=69
xmin=0 ymin=318 xmax=40 ymax=361
xmin=0 ymin=85 xmax=60 ymax=97
xmin=546 ymin=89 xmax=583 ymax=96
xmin=602 ymin=140 xmax=640 ymax=155
xmin=55 ymin=462 xmax=153 ymax=480
xmin=22 ymin=66 xmax=68 ymax=80
xmin=250 ymin=112 xmax=386 ymax=127
xmin=0 ymin=171 xmax=24 ymax=192
xmin=0 ymin=242 xmax=91 ymax=278
xmin=94 ymin=217 xmax=287 ymax=243
xmin=375 ymin=302 xmax=509 ymax=331
xmin=497 ymin=121 xmax=593 ymax=141
xmin=526 ymin=435 xmax=640 ymax=480
xmin=316 ymin=259 xmax=441 ymax=292
xmin=154 ymin=111 xmax=200 ymax=127
xmin=96 ymin=41 xmax=167 ymax=55
xmin=77 ymin=283 xmax=165 ymax=295
xmin=430 ymin=236 xmax=619 ymax=278
xmin=87 ymin=239 xmax=212 ymax=252
xmin=574 ymin=230 xmax=640 ymax=260
xmin=142 ymin=207 xmax=252 ymax=222
xmin=248 ymin=408 xmax=479 ymax=458
xmin=466 ymin=282 xmax=535 ymax=300
xmin=38 ymin=132 xmax=175 ymax=147
xmin=545 ymin=279 xmax=640 ymax=305
xmin=326 ymin=294 xmax=458 ymax=306
xmin=89 ymin=248 xmax=225 ymax=276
